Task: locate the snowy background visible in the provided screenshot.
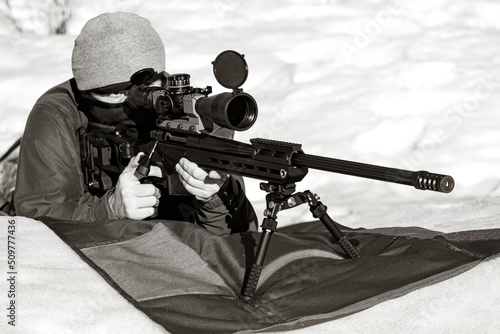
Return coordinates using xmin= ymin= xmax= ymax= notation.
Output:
xmin=1 ymin=0 xmax=500 ymax=228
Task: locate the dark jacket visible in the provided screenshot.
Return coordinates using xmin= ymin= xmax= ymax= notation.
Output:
xmin=15 ymin=79 xmax=257 ymax=235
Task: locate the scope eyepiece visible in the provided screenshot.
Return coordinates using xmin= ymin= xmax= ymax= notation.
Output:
xmin=126 ymin=85 xmax=166 ymax=111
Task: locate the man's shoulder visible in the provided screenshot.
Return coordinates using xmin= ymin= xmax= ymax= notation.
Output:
xmin=35 ymin=79 xmax=79 ymax=109
xmin=30 ymin=79 xmax=87 ymax=127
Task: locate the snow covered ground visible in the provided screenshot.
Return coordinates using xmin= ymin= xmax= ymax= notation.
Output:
xmin=1 ymin=0 xmax=500 ymax=225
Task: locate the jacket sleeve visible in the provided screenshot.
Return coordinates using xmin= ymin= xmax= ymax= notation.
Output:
xmin=194 ymin=175 xmax=258 ymax=235
xmin=189 ymin=125 xmax=258 ymax=235
xmin=14 ymin=104 xmax=115 ymax=221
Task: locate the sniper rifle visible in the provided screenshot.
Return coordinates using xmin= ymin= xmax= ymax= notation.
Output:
xmin=80 ymin=50 xmax=455 ymax=300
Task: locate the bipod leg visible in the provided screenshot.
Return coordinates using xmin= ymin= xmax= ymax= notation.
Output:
xmin=241 ymin=183 xmax=294 ymax=301
xmin=240 ymin=215 xmax=278 ymax=301
xmin=304 ymin=191 xmax=361 ymax=259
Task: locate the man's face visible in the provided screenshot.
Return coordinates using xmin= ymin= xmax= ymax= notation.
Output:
xmin=90 ymin=92 xmax=127 ymax=104
xmin=90 ymin=78 xmax=164 ymax=104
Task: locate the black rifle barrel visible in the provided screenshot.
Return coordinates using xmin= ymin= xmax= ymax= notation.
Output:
xmin=158 ymin=134 xmax=454 ymax=193
xmin=292 ymin=152 xmax=455 ymax=193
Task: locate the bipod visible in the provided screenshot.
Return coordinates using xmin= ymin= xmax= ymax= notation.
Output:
xmin=240 ymin=182 xmax=361 ymax=301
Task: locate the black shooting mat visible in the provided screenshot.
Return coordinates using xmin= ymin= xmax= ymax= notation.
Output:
xmin=42 ymin=217 xmax=500 ymax=334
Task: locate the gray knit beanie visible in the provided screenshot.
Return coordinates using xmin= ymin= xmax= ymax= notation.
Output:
xmin=72 ymin=12 xmax=166 ymax=91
